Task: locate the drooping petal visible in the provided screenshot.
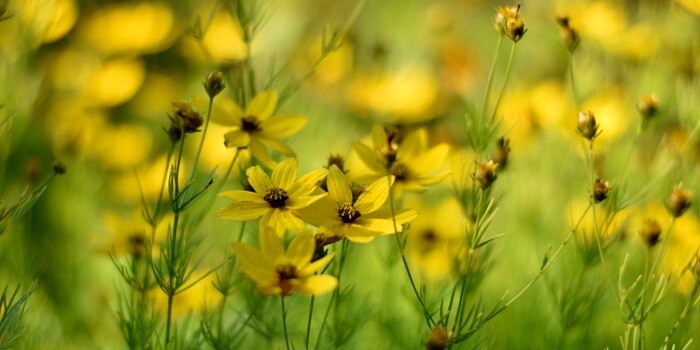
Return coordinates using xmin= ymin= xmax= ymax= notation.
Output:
xmin=219 ymin=190 xmax=264 ymax=202
xmin=246 ymin=166 xmax=273 ymax=193
xmin=259 ymin=137 xmax=296 ymax=157
xmin=371 ymin=124 xmax=387 ymax=152
xmin=352 ymin=143 xmax=385 ymax=174
xmin=357 ymin=218 xmax=401 ymax=234
xmin=287 ymin=231 xmax=314 ymax=268
xmin=247 ymin=90 xmax=278 ymax=121
xmin=260 ymin=210 xmax=286 ymax=238
xmin=271 ymin=158 xmax=298 ymax=189
xmin=249 ymin=138 xmax=278 ymax=169
xmin=295 ymin=275 xmax=338 ymax=295
xmin=327 ymin=165 xmax=352 ymax=203
xmin=344 ymin=235 xmax=375 ymax=243
xmin=194 ymin=95 xmax=245 ymax=126
xmin=224 ymin=129 xmax=251 ymax=148
xmin=231 ymin=242 xmax=267 ymax=271
xmin=364 ymin=209 xmax=418 ymax=225
xmin=354 ymin=175 xmax=395 ymax=213
xmin=217 ymin=202 xmax=269 ymax=220
xmin=260 ymin=114 xmax=308 ymax=138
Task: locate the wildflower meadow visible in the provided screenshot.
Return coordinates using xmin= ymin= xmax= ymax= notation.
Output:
xmin=2 ymin=0 xmax=700 ymax=349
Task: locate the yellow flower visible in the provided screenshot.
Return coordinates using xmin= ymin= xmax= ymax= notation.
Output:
xmin=297 ymin=166 xmax=417 ymax=243
xmin=217 ymin=158 xmax=327 ymax=236
xmin=353 ymin=126 xmax=450 ymax=198
xmin=406 ymin=198 xmax=466 ymax=282
xmin=232 ymin=228 xmax=337 ymax=296
xmin=93 ymin=210 xmax=169 ymax=259
xmin=194 ymin=91 xmax=307 ymax=168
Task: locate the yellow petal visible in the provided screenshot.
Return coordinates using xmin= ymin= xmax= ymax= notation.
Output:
xmin=345 ymin=235 xmax=375 ymax=243
xmin=409 ymin=144 xmax=450 ymax=176
xmin=300 ymin=252 xmax=336 ymax=276
xmin=247 ymin=90 xmax=278 ymax=121
xmin=286 ymin=194 xmax=327 ymax=210
xmin=355 ymin=176 xmax=394 ymax=213
xmin=224 ymin=129 xmax=250 ymax=148
xmin=358 ymin=218 xmax=400 ymax=234
xmin=259 ymin=137 xmax=296 ymax=157
xmin=398 ymin=128 xmax=428 ymax=159
xmin=364 ymin=209 xmax=418 ymax=225
xmin=246 ymin=165 xmax=273 ymax=193
xmin=217 ymin=202 xmax=269 ymax=220
xmin=194 ymin=95 xmax=244 ymax=126
xmin=371 ymin=124 xmax=387 ymax=152
xmin=294 ymin=197 xmax=339 ymax=227
xmin=260 ymin=115 xmax=308 ymax=138
xmin=219 ymin=190 xmax=264 ymax=202
xmin=327 ymin=166 xmax=352 ymax=203
xmin=287 ymin=231 xmax=314 ymax=268
xmin=231 ymin=242 xmax=265 ymax=270
xmin=295 ymin=275 xmax=338 ymax=295
xmin=250 ymin=138 xmax=278 ymax=169
xmin=259 ymin=225 xmax=285 ymax=260
xmin=289 ymin=169 xmax=328 ymax=198
xmin=276 ymin=210 xmax=308 ymax=233
xmin=352 ymin=143 xmax=385 ymax=174
xmin=272 ymin=158 xmax=298 ymax=189
xmin=260 ymin=210 xmax=286 ymax=238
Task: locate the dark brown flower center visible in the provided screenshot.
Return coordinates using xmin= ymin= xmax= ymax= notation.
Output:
xmin=241 ymin=115 xmax=261 ymax=132
xmin=391 ymin=163 xmax=409 ymax=181
xmin=264 ymin=188 xmax=289 ymax=208
xmin=338 ymin=203 xmax=361 ymax=223
xmin=276 ymin=264 xmax=298 ymax=280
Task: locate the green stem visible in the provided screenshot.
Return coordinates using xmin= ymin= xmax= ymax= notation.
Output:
xmin=281 ymin=296 xmax=291 ymax=350
xmin=152 ymin=145 xmax=175 ymax=240
xmin=490 ymin=41 xmax=518 ymax=122
xmin=305 ymin=295 xmax=315 ymax=349
xmin=388 ymin=177 xmax=433 ymax=328
xmin=569 ymin=53 xmax=579 ymax=107
xmin=664 ymin=281 xmax=699 ymax=347
xmin=481 ymin=35 xmax=503 ymax=121
xmin=188 ymin=96 xmax=215 ymax=186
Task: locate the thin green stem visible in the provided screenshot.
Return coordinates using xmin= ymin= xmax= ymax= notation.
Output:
xmin=388 ymin=177 xmax=433 ymax=328
xmin=490 ymin=41 xmax=518 ymax=122
xmin=152 ymin=145 xmax=175 ymax=239
xmin=188 ymin=96 xmax=215 ymax=186
xmin=664 ymin=281 xmax=699 ymax=347
xmin=480 ymin=35 xmax=503 ymax=121
xmin=281 ymin=296 xmax=291 ymax=350
xmin=305 ymin=296 xmax=315 ymax=349
xmin=569 ymin=53 xmax=579 ymax=107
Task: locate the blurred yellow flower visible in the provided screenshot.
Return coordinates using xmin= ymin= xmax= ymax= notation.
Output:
xmin=347 ymin=66 xmax=439 ymax=123
xmin=151 ymin=270 xmax=222 ymax=317
xmin=77 ymin=2 xmax=175 ymax=56
xmin=297 ymin=166 xmax=417 ymax=243
xmin=406 ymin=198 xmax=465 ymax=282
xmin=217 ymin=158 xmax=327 ymax=236
xmin=232 ymin=228 xmax=337 ymax=296
xmin=353 ymin=126 xmax=450 ymax=198
xmin=20 ymin=0 xmax=78 ymax=45
xmin=93 ymin=210 xmax=169 ymax=259
xmin=194 ymin=91 xmax=307 ymax=169
xmin=179 ymin=7 xmax=248 ymax=65
xmin=677 ymin=0 xmax=700 ymax=14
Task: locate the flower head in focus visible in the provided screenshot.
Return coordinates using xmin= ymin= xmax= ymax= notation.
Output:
xmin=194 ymin=90 xmax=307 ymax=168
xmin=217 ymin=158 xmax=327 ymax=236
xmin=297 ymin=166 xmax=417 ymax=243
xmin=232 ymin=228 xmax=337 ymax=296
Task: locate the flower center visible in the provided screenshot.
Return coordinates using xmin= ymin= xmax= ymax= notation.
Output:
xmin=276 ymin=264 xmax=298 ymax=296
xmin=241 ymin=115 xmax=261 ymax=132
xmin=264 ymin=188 xmax=289 ymax=208
xmin=338 ymin=203 xmax=361 ymax=224
xmin=391 ymin=163 xmax=409 ymax=181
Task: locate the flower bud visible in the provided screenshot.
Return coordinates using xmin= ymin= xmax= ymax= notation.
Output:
xmin=576 ymin=111 xmax=599 ymax=140
xmin=641 ymin=219 xmax=661 ymax=248
xmin=327 ymin=154 xmax=346 ymax=173
xmin=667 ymin=185 xmax=692 ymax=218
xmin=494 ymin=7 xmax=517 ymax=35
xmin=506 ymin=15 xmax=526 ymax=42
xmin=592 ymin=179 xmax=610 ymax=203
xmin=204 ymin=71 xmax=225 ymax=98
xmin=493 ymin=137 xmax=511 ymax=170
xmin=637 ymin=94 xmax=659 ymax=120
xmin=171 ymin=101 xmax=204 ymax=134
xmin=474 ymin=160 xmax=497 ymax=190
xmin=53 ymin=161 xmax=66 ymax=175
xmin=556 ymin=16 xmax=579 ymax=53
xmin=426 ymin=327 xmax=453 ymax=350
